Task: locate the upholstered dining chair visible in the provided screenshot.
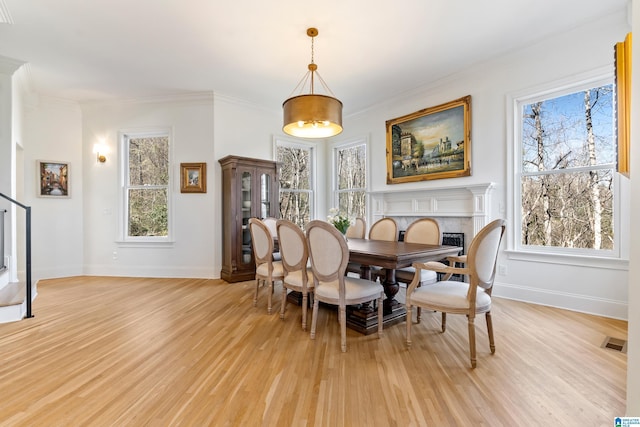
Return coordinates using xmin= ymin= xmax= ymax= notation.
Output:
xmin=306 ymin=220 xmax=385 ymax=352
xmin=346 ymin=217 xmax=367 ymax=276
xmin=368 ymin=217 xmax=399 ymax=281
xmin=368 ymin=217 xmax=398 ymax=241
xmin=262 ymin=216 xmax=281 ymax=261
xmin=405 ymin=219 xmax=506 ymax=368
xmin=345 ymin=217 xmax=366 ymax=239
xmin=248 ymin=218 xmax=285 ymax=314
xmin=276 ymin=219 xmax=315 ymax=330
xmin=394 ymin=218 xmax=441 ymax=287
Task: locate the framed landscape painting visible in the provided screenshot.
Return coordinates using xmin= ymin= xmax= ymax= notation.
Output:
xmin=386 ymin=95 xmax=471 ymax=184
xmin=37 ymin=160 xmax=70 ymax=198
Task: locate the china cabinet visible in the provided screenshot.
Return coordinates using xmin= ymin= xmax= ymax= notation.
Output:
xmin=219 ymin=155 xmax=279 ymax=282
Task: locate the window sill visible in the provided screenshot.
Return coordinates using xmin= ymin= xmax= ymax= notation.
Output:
xmin=115 ymin=240 xmax=175 ymax=248
xmin=504 ymin=249 xmax=628 ymax=271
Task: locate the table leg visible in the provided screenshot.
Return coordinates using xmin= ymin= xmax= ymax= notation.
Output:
xmin=381 ymin=268 xmax=402 ymax=314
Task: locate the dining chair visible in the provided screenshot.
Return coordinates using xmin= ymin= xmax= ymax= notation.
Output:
xmin=276 ymin=219 xmax=315 ymax=330
xmin=368 ymin=217 xmax=398 ymax=241
xmin=405 ymin=218 xmax=506 ymax=368
xmin=262 ymin=216 xmax=281 ymax=261
xmin=394 ymin=218 xmax=441 ymax=287
xmin=306 ymin=220 xmax=384 ymax=352
xmin=248 ymin=218 xmax=285 ymax=314
xmin=369 ymin=217 xmax=398 ymax=281
xmin=345 ymin=217 xmax=366 ymax=239
xmin=346 ymin=217 xmax=367 ymax=276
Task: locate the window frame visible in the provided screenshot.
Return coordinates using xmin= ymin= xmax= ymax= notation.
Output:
xmin=118 ymin=128 xmax=174 ymax=244
xmin=330 ymin=136 xmax=369 ymax=222
xmin=506 ymin=68 xmax=628 ymax=268
xmin=274 ymin=136 xmax=318 ymax=225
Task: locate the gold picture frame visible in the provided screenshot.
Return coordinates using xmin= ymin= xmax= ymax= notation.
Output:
xmin=37 ymin=160 xmax=70 ymax=198
xmin=386 ymin=95 xmax=471 ymax=184
xmin=615 ymin=32 xmax=631 ymax=178
xmin=180 ymin=162 xmax=207 ymax=193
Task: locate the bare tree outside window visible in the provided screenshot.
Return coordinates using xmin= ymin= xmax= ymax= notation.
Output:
xmin=520 ymin=84 xmax=614 ymax=250
xmin=277 ymin=145 xmax=313 ymax=228
xmin=336 ymin=143 xmax=366 ymax=218
xmin=126 ymin=135 xmax=170 ymax=238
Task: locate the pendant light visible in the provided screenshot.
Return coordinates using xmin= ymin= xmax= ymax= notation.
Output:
xmin=282 ymin=28 xmax=343 ymax=138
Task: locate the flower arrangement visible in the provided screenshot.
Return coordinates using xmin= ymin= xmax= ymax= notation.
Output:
xmin=327 ymin=208 xmax=352 ymax=234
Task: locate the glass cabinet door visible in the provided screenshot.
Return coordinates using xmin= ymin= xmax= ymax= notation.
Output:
xmin=260 ymin=173 xmax=271 ymax=218
xmin=241 ymin=171 xmax=252 ymax=266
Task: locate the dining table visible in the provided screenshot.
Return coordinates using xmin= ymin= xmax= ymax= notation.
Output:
xmin=345 ymin=238 xmax=463 ymax=334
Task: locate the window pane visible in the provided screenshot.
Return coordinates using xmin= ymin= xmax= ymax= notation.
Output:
xmin=522 ymin=85 xmax=614 ymax=173
xmin=277 ymin=146 xmax=311 ymax=190
xmin=279 ymin=191 xmax=310 ymax=229
xmin=129 ymin=136 xmax=169 ymax=185
xmin=338 ymin=191 xmax=366 ymax=218
xmin=521 ymin=170 xmax=613 ymax=249
xmin=337 ymin=145 xmax=366 ymax=190
xmin=128 ymin=188 xmax=168 ymax=237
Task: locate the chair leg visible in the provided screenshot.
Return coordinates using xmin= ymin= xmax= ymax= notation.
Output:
xmin=253 ymin=278 xmax=260 ymax=307
xmin=310 ymin=299 xmax=319 ymax=340
xmin=280 ymin=286 xmax=287 ymax=319
xmin=301 ymin=292 xmax=308 ymax=331
xmin=377 ymin=295 xmax=384 ymax=338
xmin=468 ymin=315 xmax=477 ymax=368
xmin=267 ymin=280 xmax=273 ymax=314
xmin=486 ymin=311 xmax=495 ymax=354
xmin=441 ymin=312 xmax=447 ymax=332
xmin=406 ymin=304 xmax=412 ymax=347
xmin=340 ymin=305 xmax=347 ymax=352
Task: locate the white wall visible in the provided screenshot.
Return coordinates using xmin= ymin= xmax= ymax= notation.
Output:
xmin=335 ymin=10 xmax=631 ymax=319
xmin=22 ymin=96 xmax=84 ymax=280
xmin=82 ymin=93 xmax=216 ymax=278
xmin=626 ymin=0 xmax=639 ymax=416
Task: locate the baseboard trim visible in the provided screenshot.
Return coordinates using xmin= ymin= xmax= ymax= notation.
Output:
xmin=493 ymin=281 xmax=627 ymax=320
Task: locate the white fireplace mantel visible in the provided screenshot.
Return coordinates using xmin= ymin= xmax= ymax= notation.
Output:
xmin=370 ymin=182 xmax=495 ymax=236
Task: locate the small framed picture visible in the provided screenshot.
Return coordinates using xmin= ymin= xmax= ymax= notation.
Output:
xmin=180 ymin=162 xmax=207 ymax=193
xmin=37 ymin=160 xmax=70 ymax=198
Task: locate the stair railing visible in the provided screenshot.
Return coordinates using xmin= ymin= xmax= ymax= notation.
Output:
xmin=0 ymin=193 xmax=33 ymax=319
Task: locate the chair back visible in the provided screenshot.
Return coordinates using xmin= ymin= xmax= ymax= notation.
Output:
xmin=276 ymin=219 xmax=308 ymax=273
xmin=369 ymin=217 xmax=398 ymax=241
xmin=404 ymin=218 xmax=441 ymax=245
xmin=467 ymin=219 xmax=506 ymax=291
xmin=248 ymin=218 xmax=274 ymax=265
xmin=306 ymin=220 xmax=349 ymax=284
xmin=262 ymin=217 xmax=278 ymax=239
xmin=345 ymin=217 xmax=366 ymax=239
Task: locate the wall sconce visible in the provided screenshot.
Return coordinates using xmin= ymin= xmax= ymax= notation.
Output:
xmin=93 ymin=141 xmax=108 ymax=163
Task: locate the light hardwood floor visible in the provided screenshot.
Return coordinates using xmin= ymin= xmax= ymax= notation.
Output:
xmin=0 ymin=276 xmax=627 ymax=426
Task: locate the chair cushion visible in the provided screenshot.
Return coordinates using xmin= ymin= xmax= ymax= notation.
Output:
xmin=272 ymin=252 xmax=282 ymax=261
xmin=256 ymin=261 xmax=284 ymax=278
xmin=408 ymin=280 xmax=491 ymax=312
xmin=284 ymin=268 xmax=315 ymax=290
xmin=394 ymin=266 xmax=437 ymax=285
xmin=315 ymin=277 xmax=383 ymax=302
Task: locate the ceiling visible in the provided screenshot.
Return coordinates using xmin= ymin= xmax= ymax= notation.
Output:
xmin=0 ymin=0 xmax=629 ymax=115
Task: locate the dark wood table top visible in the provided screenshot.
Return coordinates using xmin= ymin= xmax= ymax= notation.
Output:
xmin=346 ymin=238 xmax=462 ymax=270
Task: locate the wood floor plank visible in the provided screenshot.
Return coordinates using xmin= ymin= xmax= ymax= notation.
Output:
xmin=0 ymin=276 xmax=627 ymax=426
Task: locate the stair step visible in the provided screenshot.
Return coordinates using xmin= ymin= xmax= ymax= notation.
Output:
xmin=0 ymin=281 xmax=29 ymax=307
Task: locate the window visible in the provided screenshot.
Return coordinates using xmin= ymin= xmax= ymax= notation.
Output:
xmin=276 ymin=139 xmax=315 ymax=229
xmin=334 ymin=140 xmax=367 ymax=219
xmin=513 ymin=76 xmax=618 ymax=256
xmin=121 ymin=131 xmax=171 ymax=241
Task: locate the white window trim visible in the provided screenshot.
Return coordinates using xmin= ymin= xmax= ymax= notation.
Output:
xmin=505 ymin=67 xmax=628 ymax=269
xmin=117 ymin=127 xmax=174 ymax=244
xmin=330 ymin=135 xmax=370 ymax=222
xmin=273 ymin=135 xmax=318 ymax=221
